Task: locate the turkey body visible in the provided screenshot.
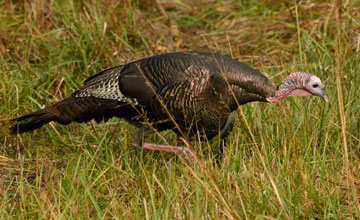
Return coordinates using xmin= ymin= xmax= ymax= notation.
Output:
xmin=11 ymin=52 xmax=276 ymax=140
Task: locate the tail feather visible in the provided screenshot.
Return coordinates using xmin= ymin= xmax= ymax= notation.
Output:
xmin=11 ymin=109 xmax=57 ymax=134
xmin=11 ymin=97 xmax=119 ymax=134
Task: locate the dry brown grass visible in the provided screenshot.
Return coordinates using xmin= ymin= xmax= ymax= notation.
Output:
xmin=1 ymin=0 xmax=360 ymax=219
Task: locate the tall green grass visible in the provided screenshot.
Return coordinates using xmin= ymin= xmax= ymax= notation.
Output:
xmin=1 ymin=0 xmax=359 ymax=219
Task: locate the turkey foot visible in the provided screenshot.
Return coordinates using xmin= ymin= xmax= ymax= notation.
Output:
xmin=135 ymin=142 xmax=195 ymax=159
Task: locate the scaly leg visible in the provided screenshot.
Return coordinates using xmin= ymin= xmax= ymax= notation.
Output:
xmin=132 ymin=127 xmax=195 ymax=158
xmin=141 ymin=142 xmax=195 ymax=158
xmin=218 ymin=111 xmax=236 ymax=155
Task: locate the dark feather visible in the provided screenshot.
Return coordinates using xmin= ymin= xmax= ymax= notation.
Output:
xmin=11 ymin=52 xmax=276 ymax=139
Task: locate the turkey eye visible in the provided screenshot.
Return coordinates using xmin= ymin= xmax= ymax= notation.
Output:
xmin=312 ymin=84 xmax=319 ymax=88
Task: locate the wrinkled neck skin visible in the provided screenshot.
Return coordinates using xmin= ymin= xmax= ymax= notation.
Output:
xmin=273 ymin=72 xmax=312 ymax=101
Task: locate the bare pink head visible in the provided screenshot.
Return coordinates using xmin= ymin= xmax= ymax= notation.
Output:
xmin=266 ymin=72 xmax=328 ymax=103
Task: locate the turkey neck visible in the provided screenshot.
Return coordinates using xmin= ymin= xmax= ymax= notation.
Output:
xmin=226 ymin=75 xmax=276 ymax=110
xmin=273 ymin=72 xmax=312 ymax=100
xmin=218 ymin=63 xmax=276 ymax=108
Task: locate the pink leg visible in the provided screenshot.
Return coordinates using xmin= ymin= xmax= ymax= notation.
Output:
xmin=135 ymin=142 xmax=195 ymax=158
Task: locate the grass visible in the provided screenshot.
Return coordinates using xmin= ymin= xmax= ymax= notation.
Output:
xmin=1 ymin=0 xmax=360 ymax=219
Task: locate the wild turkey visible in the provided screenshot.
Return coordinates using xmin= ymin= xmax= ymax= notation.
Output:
xmin=11 ymin=52 xmax=327 ymax=156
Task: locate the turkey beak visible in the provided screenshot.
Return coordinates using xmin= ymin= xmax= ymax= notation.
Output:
xmin=321 ymin=93 xmax=328 ymax=102
xmin=316 ymin=87 xmax=328 ymax=102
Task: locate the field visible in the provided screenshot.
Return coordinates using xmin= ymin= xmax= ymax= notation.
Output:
xmin=1 ymin=0 xmax=360 ymax=219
